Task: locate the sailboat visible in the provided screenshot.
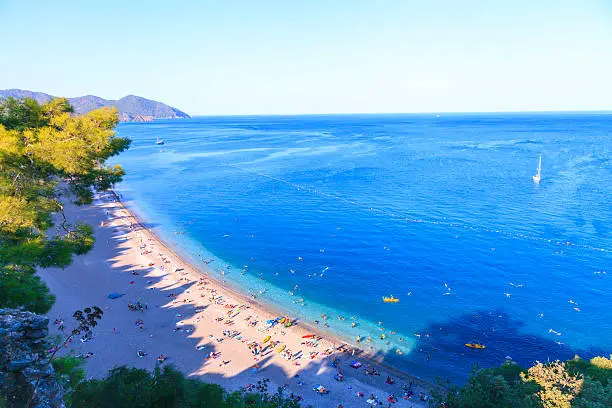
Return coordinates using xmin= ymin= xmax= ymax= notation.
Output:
xmin=156 ymin=137 xmax=165 ymax=145
xmin=532 ymin=155 xmax=542 ymax=184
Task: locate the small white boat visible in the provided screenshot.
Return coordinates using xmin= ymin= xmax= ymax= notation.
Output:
xmin=156 ymin=137 xmax=165 ymax=145
xmin=532 ymin=155 xmax=542 ymax=183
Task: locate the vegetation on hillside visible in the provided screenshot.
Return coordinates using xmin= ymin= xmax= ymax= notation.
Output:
xmin=69 ymin=365 xmax=300 ymax=408
xmin=0 ymin=97 xmax=129 ymax=313
xmin=0 ymin=89 xmax=191 ymax=121
xmin=430 ymin=356 xmax=612 ymax=408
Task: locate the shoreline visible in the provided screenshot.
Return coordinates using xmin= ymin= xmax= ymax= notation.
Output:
xmin=40 ymin=189 xmax=436 ymax=407
xmin=111 ymin=189 xmax=438 ymax=391
xmin=110 ymin=190 xmax=354 ymax=358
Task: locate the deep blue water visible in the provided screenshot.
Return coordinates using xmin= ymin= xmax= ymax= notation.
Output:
xmin=111 ymin=113 xmax=611 ymax=383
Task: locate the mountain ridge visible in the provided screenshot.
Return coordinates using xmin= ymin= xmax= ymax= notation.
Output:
xmin=0 ymin=89 xmax=190 ymax=122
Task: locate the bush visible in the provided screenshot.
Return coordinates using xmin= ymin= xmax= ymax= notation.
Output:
xmin=0 ymin=266 xmax=55 ymax=313
xmin=430 ymin=363 xmax=542 ymax=408
xmin=567 ymin=355 xmax=612 ymax=386
xmin=572 ymin=378 xmax=612 ymax=408
xmin=52 ymin=355 xmax=86 ymax=406
xmin=71 ymin=365 xmax=300 ymax=408
xmin=430 ymin=356 xmax=612 ymax=408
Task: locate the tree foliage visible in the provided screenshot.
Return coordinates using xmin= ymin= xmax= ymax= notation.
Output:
xmin=588 ymin=355 xmax=612 ymax=371
xmin=572 ymin=379 xmax=612 ymax=408
xmin=521 ymin=361 xmax=584 ymax=408
xmin=430 ymin=357 xmax=612 ymax=408
xmin=566 ymin=355 xmax=612 ymax=387
xmin=431 ymin=363 xmax=542 ymax=408
xmin=71 ymin=365 xmax=301 ymax=408
xmin=0 ymin=97 xmax=129 ymax=313
xmin=51 ymin=355 xmax=86 ymax=406
xmin=0 ymin=265 xmax=55 ymax=313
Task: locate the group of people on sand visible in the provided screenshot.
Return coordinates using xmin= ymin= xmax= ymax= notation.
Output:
xmin=96 ymin=192 xmax=434 ymax=407
xmin=128 ymin=300 xmax=148 ymax=312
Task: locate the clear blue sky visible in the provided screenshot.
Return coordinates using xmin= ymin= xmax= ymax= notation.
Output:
xmin=1 ymin=0 xmax=611 ymax=115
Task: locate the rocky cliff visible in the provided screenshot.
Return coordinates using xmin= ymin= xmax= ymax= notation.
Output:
xmin=0 ymin=309 xmax=64 ymax=408
xmin=0 ymin=89 xmax=190 ymax=122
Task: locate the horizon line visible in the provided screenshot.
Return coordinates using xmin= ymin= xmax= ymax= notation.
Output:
xmin=187 ymin=109 xmax=612 ymax=117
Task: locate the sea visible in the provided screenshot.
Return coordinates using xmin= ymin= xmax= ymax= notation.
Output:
xmin=110 ymin=113 xmax=611 ymax=383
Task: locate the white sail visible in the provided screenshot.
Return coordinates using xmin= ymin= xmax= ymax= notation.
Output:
xmin=532 ymin=155 xmax=542 ymax=183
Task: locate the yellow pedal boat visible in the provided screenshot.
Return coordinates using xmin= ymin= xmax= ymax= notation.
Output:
xmin=465 ymin=343 xmax=486 ymax=349
xmin=382 ymin=295 xmax=399 ymax=303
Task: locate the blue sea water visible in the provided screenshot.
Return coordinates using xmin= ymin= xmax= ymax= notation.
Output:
xmin=111 ymin=113 xmax=611 ymax=383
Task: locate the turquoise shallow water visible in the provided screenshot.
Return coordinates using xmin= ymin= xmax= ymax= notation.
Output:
xmin=111 ymin=113 xmax=611 ymax=383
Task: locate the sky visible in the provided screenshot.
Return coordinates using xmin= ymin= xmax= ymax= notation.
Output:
xmin=1 ymin=0 xmax=611 ymax=115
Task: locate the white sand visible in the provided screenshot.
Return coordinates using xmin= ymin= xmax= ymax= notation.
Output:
xmin=40 ymin=191 xmax=431 ymax=407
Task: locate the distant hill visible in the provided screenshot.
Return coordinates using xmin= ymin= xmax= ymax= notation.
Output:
xmin=0 ymin=89 xmax=190 ymax=122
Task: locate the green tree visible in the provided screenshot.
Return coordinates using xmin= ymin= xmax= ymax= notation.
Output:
xmin=572 ymin=378 xmax=612 ymax=408
xmin=0 ymin=97 xmax=129 ymax=313
xmin=430 ymin=357 xmax=612 ymax=408
xmin=566 ymin=355 xmax=612 ymax=386
xmin=71 ymin=366 xmax=155 ymax=408
xmin=565 ymin=355 xmax=612 ymax=408
xmin=0 ymin=97 xmax=47 ymax=130
xmin=71 ymin=365 xmax=300 ymax=408
xmin=431 ymin=363 xmax=542 ymax=408
xmin=51 ymin=355 xmax=86 ymax=406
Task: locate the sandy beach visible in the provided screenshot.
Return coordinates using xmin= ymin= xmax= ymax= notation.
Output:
xmin=39 ymin=190 xmax=432 ymax=407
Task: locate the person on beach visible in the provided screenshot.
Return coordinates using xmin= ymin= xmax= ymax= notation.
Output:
xmin=334 ymin=368 xmax=344 ymax=382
